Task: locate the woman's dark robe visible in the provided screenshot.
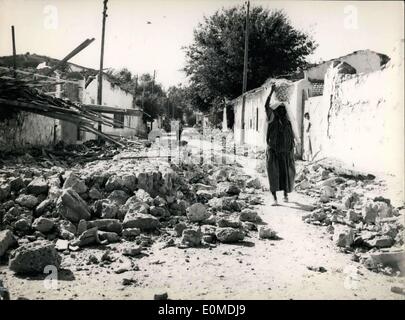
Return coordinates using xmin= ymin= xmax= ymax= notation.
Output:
xmin=265 ymin=112 xmax=296 ymax=193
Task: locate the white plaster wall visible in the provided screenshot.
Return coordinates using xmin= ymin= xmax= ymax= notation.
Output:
xmin=0 ymin=112 xmax=58 ymax=151
xmin=307 ymin=45 xmax=404 ymax=177
xmin=306 ymin=50 xmax=385 ymax=80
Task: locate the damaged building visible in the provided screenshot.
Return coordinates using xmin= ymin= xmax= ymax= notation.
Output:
xmin=0 ymin=53 xmax=147 ymax=152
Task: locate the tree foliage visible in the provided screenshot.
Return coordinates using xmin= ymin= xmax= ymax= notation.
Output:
xmin=184 ymin=6 xmax=317 ymax=112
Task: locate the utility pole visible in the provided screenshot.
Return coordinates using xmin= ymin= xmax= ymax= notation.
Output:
xmin=97 ymin=0 xmax=108 ymax=134
xmin=240 ymin=0 xmax=250 ymax=144
xmin=133 ymin=74 xmax=138 ymax=107
xmin=11 ymin=26 xmax=16 ymax=78
xmin=242 ymin=0 xmax=250 ymax=94
xmin=151 ymin=70 xmax=156 ymax=96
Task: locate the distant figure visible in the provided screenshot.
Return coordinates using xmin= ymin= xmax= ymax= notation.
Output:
xmin=178 ymin=120 xmax=184 ymax=142
xmin=303 ymin=112 xmax=312 ymax=161
xmin=264 ymin=84 xmax=296 ymax=206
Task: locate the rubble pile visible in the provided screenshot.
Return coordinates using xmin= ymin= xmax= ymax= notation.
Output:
xmin=295 ymin=162 xmax=405 ymax=275
xmin=0 ymin=144 xmax=268 ymax=277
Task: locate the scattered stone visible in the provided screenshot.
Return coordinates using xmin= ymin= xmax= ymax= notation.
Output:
xmin=122 ymin=228 xmax=141 ymax=240
xmin=154 ymin=292 xmax=168 ymax=300
xmin=216 ymin=182 xmax=240 ymax=196
xmin=123 ymin=212 xmax=160 ymax=230
xmin=0 ymin=230 xmax=17 ymax=257
xmin=123 ymin=245 xmax=143 ymax=257
xmin=9 ymin=240 xmax=61 ymax=274
xmin=15 ymin=194 xmax=38 ymax=209
xmin=174 ymin=223 xmax=187 ymax=237
xmin=63 ymin=173 xmax=87 ymax=194
xmin=35 ymin=199 xmax=54 ymax=216
xmin=101 ymin=201 xmax=119 ymax=219
xmin=107 ymin=190 xmax=130 ymax=206
xmin=246 ymin=177 xmax=261 ymax=189
xmin=76 ymin=227 xmax=100 ymax=247
xmin=9 ymin=177 xmax=25 ymax=192
xmin=186 ymin=203 xmax=210 ymax=222
xmin=26 ymin=177 xmax=48 ymax=195
xmin=98 ymin=231 xmax=120 ymax=243
xmin=55 ymin=239 xmax=69 ymax=251
xmin=307 ymin=266 xmax=327 ymax=273
xmin=333 ymin=226 xmax=354 ymax=247
xmin=57 ymin=189 xmax=91 ymax=223
xmin=89 ymin=187 xmax=103 ymax=200
xmin=87 ymin=219 xmax=123 ymax=234
xmin=258 ymin=226 xmax=277 ymax=239
xmin=215 ymin=228 xmax=244 ymax=243
xmin=365 ymin=236 xmax=394 ymax=248
xmin=239 ymin=209 xmax=261 ymax=223
xmin=217 ymin=218 xmax=241 ymax=229
xmin=181 ymin=228 xmax=202 ymax=247
xmin=32 ymin=217 xmax=55 ymax=233
xmin=362 ymin=201 xmax=379 ymax=224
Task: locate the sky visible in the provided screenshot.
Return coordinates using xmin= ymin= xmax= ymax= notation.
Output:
xmin=0 ymin=0 xmax=403 ymax=89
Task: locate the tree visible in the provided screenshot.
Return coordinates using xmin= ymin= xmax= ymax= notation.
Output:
xmin=184 ymin=6 xmax=317 ymax=113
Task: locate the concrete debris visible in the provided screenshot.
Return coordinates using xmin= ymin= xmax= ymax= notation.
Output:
xmin=57 ymin=188 xmax=91 ymax=223
xmin=215 ymin=228 xmax=245 ymax=243
xmin=32 ymin=217 xmax=55 ymax=233
xmin=181 ymin=228 xmax=202 ymax=247
xmin=295 ymin=161 xmax=404 ymax=274
xmin=0 ymin=230 xmax=17 ymax=257
xmin=9 ymin=240 xmax=61 ymax=274
xmin=258 ymin=226 xmax=277 ymax=239
xmin=186 ymin=203 xmax=210 ymax=222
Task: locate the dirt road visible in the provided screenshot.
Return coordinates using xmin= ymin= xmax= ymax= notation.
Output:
xmin=1 ymin=129 xmax=404 ymax=300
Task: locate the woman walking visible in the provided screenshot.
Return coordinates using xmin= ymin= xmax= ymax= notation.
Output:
xmin=264 ymin=84 xmax=296 ymax=206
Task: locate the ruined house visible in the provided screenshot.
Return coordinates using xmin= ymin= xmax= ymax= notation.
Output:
xmin=0 ymin=54 xmax=146 ymax=151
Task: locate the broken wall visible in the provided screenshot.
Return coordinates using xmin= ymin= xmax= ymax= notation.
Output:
xmin=0 ymin=112 xmax=58 ymax=152
xmin=307 ymin=43 xmax=404 ymax=177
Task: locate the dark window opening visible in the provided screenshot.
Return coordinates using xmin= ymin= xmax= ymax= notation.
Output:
xmin=113 ymin=114 xmax=125 ymax=129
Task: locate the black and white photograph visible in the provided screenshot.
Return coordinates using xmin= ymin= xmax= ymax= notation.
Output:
xmin=0 ymin=0 xmax=404 ymax=304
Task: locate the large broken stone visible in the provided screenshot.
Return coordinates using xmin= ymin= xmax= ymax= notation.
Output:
xmin=362 ymin=201 xmax=379 ymax=224
xmin=215 ymin=227 xmax=244 ymax=243
xmin=63 ymin=173 xmax=87 ymax=194
xmin=76 ymin=227 xmax=100 ymax=247
xmin=32 ymin=217 xmax=55 ymax=233
xmin=100 ymin=201 xmax=119 ymax=219
xmin=216 ymin=182 xmax=240 ymax=196
xmin=186 ymin=203 xmax=210 ymax=222
xmin=57 ymin=189 xmax=91 ymax=223
xmin=9 ymin=177 xmax=25 ymax=192
xmin=9 ymin=241 xmax=61 ymax=274
xmin=15 ymin=194 xmax=38 ymax=209
xmin=239 ymin=209 xmax=261 ymax=222
xmin=217 ymin=217 xmax=241 ymax=228
xmin=181 ymin=228 xmax=202 ymax=247
xmin=0 ymin=230 xmax=17 ymax=257
xmin=333 ymin=226 xmax=354 ymax=247
xmin=259 ymin=226 xmax=277 ymax=239
xmin=0 ymin=184 xmax=11 ymax=202
xmin=98 ymin=231 xmax=120 ymax=243
xmin=87 ymin=219 xmax=123 ymax=234
xmin=107 ymin=190 xmax=130 ymax=206
xmin=105 ymin=176 xmax=126 ymax=192
xmin=123 ymin=212 xmax=160 ymax=230
xmin=365 ymin=236 xmax=394 ymax=248
xmin=246 ymin=177 xmax=261 ymax=189
xmin=27 ymin=177 xmax=48 ymax=195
